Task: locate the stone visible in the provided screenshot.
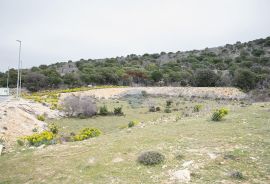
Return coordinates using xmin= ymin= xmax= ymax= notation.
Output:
xmin=182 ymin=160 xmax=194 ymax=167
xmin=170 ymin=169 xmax=191 ymax=183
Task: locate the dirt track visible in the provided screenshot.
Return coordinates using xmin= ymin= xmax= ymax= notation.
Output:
xmin=60 ymin=87 xmax=247 ymax=100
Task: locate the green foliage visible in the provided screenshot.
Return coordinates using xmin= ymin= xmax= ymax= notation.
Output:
xmin=234 ymin=69 xmax=256 ymax=91
xmin=73 ymin=128 xmax=101 ymax=141
xmin=99 ymin=105 xmax=109 ymax=116
xmin=48 ymin=123 xmax=59 ymax=134
xmin=164 ymin=107 xmax=172 ymax=113
xmin=211 ymin=108 xmax=229 ymax=121
xmin=195 ymin=69 xmax=218 ymax=87
xmin=149 ymin=106 xmax=156 ymax=112
xmin=114 ymin=107 xmax=124 ymax=116
xmin=155 ymin=106 xmax=161 ymax=111
xmin=128 ymin=120 xmax=139 ymax=128
xmin=230 ymin=171 xmax=244 ymax=180
xmin=166 ymin=100 xmax=173 ymax=107
xmin=141 ymin=90 xmax=148 ymax=97
xmin=17 ymin=139 xmax=24 ymax=146
xmin=37 ymin=114 xmax=45 ymax=121
xmin=1 ymin=37 xmax=269 ymax=90
xmin=137 ymin=151 xmax=165 ymax=165
xmin=24 ymin=131 xmax=54 ymax=146
xmin=193 ymin=104 xmax=203 ymax=112
xmin=151 ymin=70 xmax=163 ymax=82
xmin=252 ymin=49 xmax=264 ymax=57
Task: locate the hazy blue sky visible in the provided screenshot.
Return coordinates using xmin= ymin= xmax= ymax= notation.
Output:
xmin=0 ymin=0 xmax=270 ymax=71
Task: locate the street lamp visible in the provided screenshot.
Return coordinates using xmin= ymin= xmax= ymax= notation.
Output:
xmin=16 ymin=40 xmax=22 ymax=98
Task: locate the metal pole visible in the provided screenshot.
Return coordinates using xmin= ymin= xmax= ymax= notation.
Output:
xmin=19 ymin=60 xmax=22 ymax=96
xmin=16 ymin=40 xmax=21 ymax=98
xmin=7 ymin=67 xmax=9 ymax=88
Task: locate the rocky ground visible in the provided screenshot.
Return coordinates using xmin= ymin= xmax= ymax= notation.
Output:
xmin=0 ymin=97 xmax=60 ymax=151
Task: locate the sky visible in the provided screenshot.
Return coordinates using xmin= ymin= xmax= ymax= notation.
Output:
xmin=0 ymin=0 xmax=270 ymax=72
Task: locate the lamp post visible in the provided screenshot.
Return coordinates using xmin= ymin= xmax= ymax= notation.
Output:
xmin=16 ymin=40 xmax=21 ymax=98
xmin=6 ymin=67 xmax=9 ymax=88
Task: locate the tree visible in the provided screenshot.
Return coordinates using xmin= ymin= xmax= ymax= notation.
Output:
xmin=24 ymin=72 xmax=48 ymax=92
xmin=194 ymin=69 xmax=218 ymax=87
xmin=42 ymin=69 xmax=62 ymax=88
xmin=233 ymin=69 xmax=256 ymax=91
xmin=151 ymin=70 xmax=163 ymax=82
xmin=63 ymin=73 xmax=81 ymax=87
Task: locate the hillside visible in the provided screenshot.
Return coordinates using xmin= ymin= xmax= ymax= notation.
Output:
xmin=1 ymin=93 xmax=269 ymax=183
xmin=0 ymin=36 xmax=270 ymax=92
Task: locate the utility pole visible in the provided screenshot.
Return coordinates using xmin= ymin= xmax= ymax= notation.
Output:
xmin=16 ymin=40 xmax=21 ymax=98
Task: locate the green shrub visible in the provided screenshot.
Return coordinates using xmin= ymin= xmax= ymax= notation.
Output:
xmin=149 ymin=106 xmax=156 ymax=112
xmin=24 ymin=131 xmax=54 ymax=146
xmin=230 ymin=171 xmax=244 ymax=180
xmin=233 ymin=69 xmax=256 ymax=91
xmin=211 ymin=108 xmax=229 ymax=121
xmin=37 ymin=114 xmax=45 ymax=121
xmin=166 ymin=100 xmax=173 ymax=107
xmin=17 ymin=139 xmax=24 ymax=146
xmin=141 ymin=90 xmax=148 ymax=97
xmin=164 ymin=107 xmax=172 ymax=113
xmin=114 ymin=107 xmax=124 ymax=116
xmin=99 ymin=105 xmax=109 ymax=116
xmin=155 ymin=106 xmax=161 ymax=111
xmin=137 ymin=151 xmax=165 ymax=165
xmin=73 ymin=128 xmax=101 ymax=141
xmin=128 ymin=120 xmax=139 ymax=128
xmin=32 ymin=127 xmax=38 ymax=132
xmin=193 ymin=104 xmax=203 ymax=112
xmin=48 ymin=123 xmax=59 ymax=134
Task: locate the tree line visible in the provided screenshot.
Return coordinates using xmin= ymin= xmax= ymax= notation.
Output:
xmin=0 ymin=37 xmax=269 ymax=92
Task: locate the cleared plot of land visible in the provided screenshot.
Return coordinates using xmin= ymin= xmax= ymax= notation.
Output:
xmin=0 ymin=96 xmax=269 ymax=184
xmin=59 ymin=87 xmax=247 ymax=100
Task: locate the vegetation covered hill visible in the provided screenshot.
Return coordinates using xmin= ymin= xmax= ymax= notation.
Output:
xmin=0 ymin=36 xmax=270 ymax=91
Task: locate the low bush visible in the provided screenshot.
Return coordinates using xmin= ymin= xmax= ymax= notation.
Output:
xmin=166 ymin=100 xmax=173 ymax=107
xmin=149 ymin=106 xmax=156 ymax=112
xmin=114 ymin=107 xmax=124 ymax=116
xmin=48 ymin=123 xmax=59 ymax=134
xmin=99 ymin=105 xmax=109 ymax=116
xmin=137 ymin=151 xmax=165 ymax=165
xmin=17 ymin=139 xmax=24 ymax=146
xmin=193 ymin=104 xmax=203 ymax=112
xmin=128 ymin=120 xmax=139 ymax=128
xmin=230 ymin=171 xmax=244 ymax=180
xmin=24 ymin=131 xmax=54 ymax=146
xmin=155 ymin=106 xmax=161 ymax=111
xmin=141 ymin=90 xmax=148 ymax=97
xmin=73 ymin=128 xmax=101 ymax=141
xmin=211 ymin=108 xmax=229 ymax=121
xmin=62 ymin=95 xmax=97 ymax=117
xmin=164 ymin=107 xmax=172 ymax=113
xmin=37 ymin=114 xmax=45 ymax=121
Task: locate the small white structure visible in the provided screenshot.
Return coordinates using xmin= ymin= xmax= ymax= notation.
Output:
xmin=0 ymin=88 xmax=9 ymax=96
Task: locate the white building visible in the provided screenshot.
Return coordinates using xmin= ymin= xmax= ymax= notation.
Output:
xmin=0 ymin=88 xmax=9 ymax=96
